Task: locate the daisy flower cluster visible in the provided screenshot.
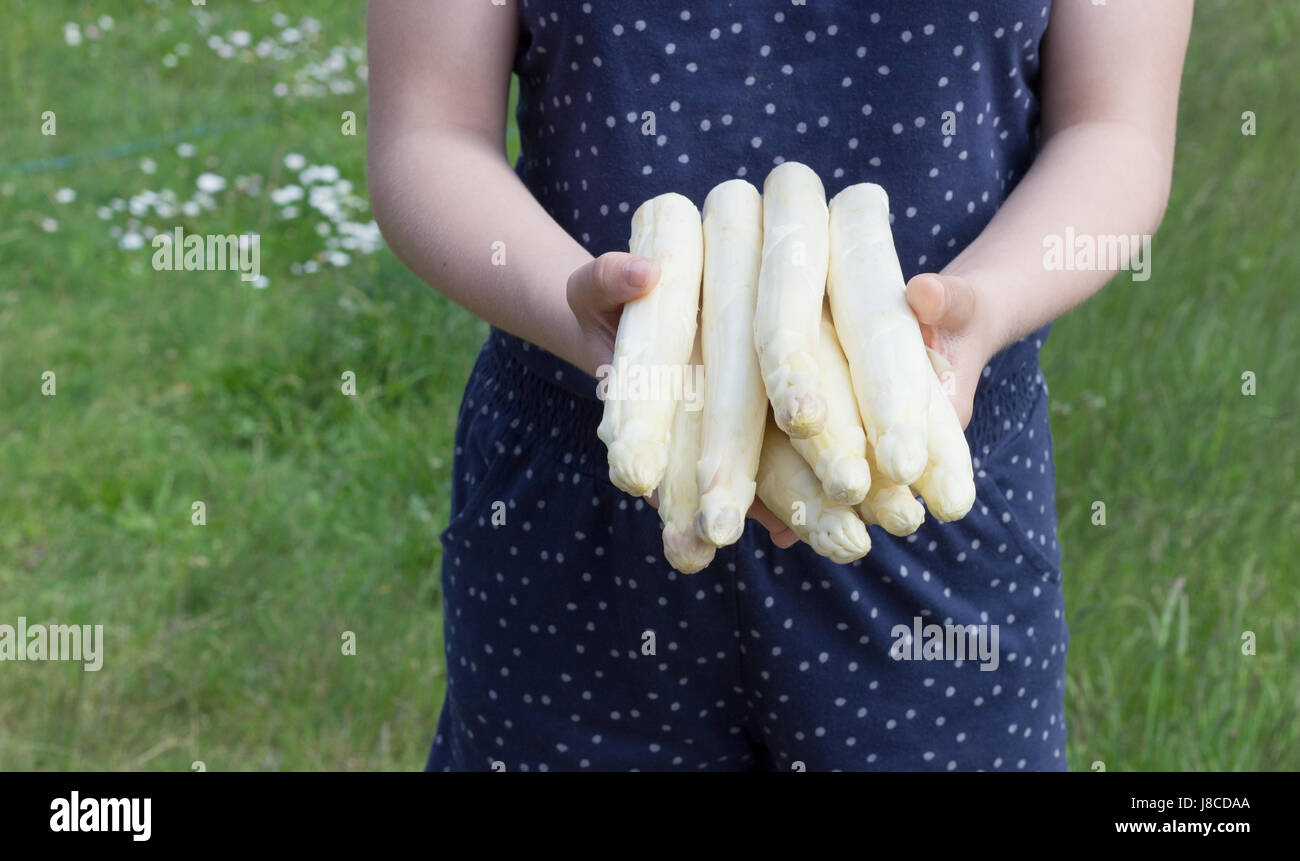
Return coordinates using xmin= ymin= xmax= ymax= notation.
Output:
xmin=180 ymin=7 xmax=367 ymax=98
xmin=275 ymin=153 xmax=384 ymax=273
xmin=89 ymin=147 xmax=381 ymax=286
xmin=62 ymin=15 xmax=116 ymax=47
xmin=50 ymin=2 xmax=381 ymax=284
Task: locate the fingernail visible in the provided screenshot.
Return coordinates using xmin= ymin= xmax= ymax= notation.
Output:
xmin=624 ymin=258 xmax=654 ymax=291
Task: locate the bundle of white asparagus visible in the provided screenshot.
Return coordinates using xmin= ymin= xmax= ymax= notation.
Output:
xmin=597 ymin=163 xmax=975 ymax=574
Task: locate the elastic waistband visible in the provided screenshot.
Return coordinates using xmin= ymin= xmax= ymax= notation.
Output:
xmin=484 ymin=326 xmax=1051 ymax=475
xmin=492 ymin=327 xmax=603 ymax=402
xmin=966 ymin=328 xmax=1052 ymax=465
xmin=477 ymin=330 xmax=609 ymax=475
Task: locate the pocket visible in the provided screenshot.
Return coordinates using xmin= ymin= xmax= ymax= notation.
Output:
xmin=975 ymin=470 xmax=1062 ymax=583
xmin=439 ymin=439 xmax=524 ymax=545
xmin=438 ymin=398 xmax=527 ymax=545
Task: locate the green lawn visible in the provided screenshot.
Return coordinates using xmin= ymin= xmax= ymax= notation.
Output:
xmin=0 ymin=1 xmax=1295 ymax=770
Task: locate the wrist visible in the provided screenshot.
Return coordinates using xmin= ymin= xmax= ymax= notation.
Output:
xmin=557 ymin=315 xmax=609 ymax=380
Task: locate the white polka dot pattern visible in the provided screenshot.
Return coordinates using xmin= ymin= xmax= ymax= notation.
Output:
xmin=427 ymin=329 xmax=1067 ymax=771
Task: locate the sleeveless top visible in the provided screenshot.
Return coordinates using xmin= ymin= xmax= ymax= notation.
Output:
xmin=501 ymin=0 xmax=1054 ymax=461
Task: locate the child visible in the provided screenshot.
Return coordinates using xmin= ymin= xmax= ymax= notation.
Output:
xmin=367 ymin=1 xmax=1191 ymax=771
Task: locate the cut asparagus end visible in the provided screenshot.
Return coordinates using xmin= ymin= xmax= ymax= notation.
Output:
xmin=607 ymin=439 xmax=667 ymax=498
xmin=695 ymin=488 xmax=746 ymax=547
xmin=915 ymin=467 xmax=976 ymax=522
xmin=809 ymin=513 xmax=872 ymax=564
xmin=663 ymin=524 xmax=717 ymax=574
xmin=822 ymin=455 xmax=870 ymax=506
xmin=858 ymin=492 xmax=926 ymax=537
xmin=775 ymin=391 xmax=827 ymax=439
xmin=873 ymin=425 xmax=928 ymax=485
xmin=767 ymin=349 xmax=827 ymax=438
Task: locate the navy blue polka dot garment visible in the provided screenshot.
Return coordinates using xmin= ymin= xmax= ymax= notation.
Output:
xmin=428 ymin=1 xmax=1067 ymax=772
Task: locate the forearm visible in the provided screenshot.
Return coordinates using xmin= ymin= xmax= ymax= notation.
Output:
xmin=368 ymin=127 xmax=594 ymax=371
xmin=944 ymin=120 xmax=1173 ymax=352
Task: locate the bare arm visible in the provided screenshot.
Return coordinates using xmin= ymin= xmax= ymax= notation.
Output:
xmin=907 ymin=0 xmax=1194 ymax=425
xmin=367 ymin=2 xmax=795 ymax=541
xmin=367 ymin=0 xmax=645 ymax=375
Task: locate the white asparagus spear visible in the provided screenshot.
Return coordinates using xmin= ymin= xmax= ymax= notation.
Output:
xmin=827 ymin=183 xmax=930 ymax=485
xmin=910 ymin=363 xmax=977 ymax=521
xmin=597 ymin=193 xmax=704 ymax=497
xmin=788 ymin=303 xmax=872 ymax=505
xmin=658 ymin=333 xmax=715 ymax=574
xmin=757 ymin=416 xmax=871 ymax=564
xmin=856 ymin=449 xmax=926 ymax=537
xmin=754 ymin=162 xmax=829 ymax=439
xmin=695 ymin=179 xmax=767 ymax=547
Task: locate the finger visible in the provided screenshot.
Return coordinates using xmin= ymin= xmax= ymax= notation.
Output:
xmin=924 ymin=345 xmax=953 ymax=378
xmin=905 ymin=273 xmax=946 ymax=325
xmin=747 ymin=499 xmax=799 ymax=548
xmin=746 ymin=498 xmax=783 ymax=531
xmin=905 ymin=273 xmax=976 ymax=332
xmin=769 ymin=525 xmax=799 ymax=549
xmin=567 ymin=252 xmax=660 ymax=315
xmin=924 ymin=345 xmax=960 ymax=415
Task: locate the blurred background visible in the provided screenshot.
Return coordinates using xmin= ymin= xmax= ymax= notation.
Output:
xmin=0 ymin=0 xmax=1295 ymax=770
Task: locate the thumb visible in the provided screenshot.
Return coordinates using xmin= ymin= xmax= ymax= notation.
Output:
xmin=567 ymin=252 xmax=659 ymax=316
xmin=905 ymin=272 xmax=976 ymax=332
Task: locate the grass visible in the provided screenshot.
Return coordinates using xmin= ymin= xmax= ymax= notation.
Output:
xmin=0 ymin=0 xmax=1295 ymax=771
xmin=1044 ymin=2 xmax=1300 ymax=769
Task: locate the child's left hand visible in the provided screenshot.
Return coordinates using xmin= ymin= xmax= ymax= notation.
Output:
xmin=905 ymin=273 xmax=999 ymax=430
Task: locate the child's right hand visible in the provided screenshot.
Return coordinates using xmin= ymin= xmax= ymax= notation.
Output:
xmin=565 ymin=252 xmax=660 ymax=377
xmin=572 ymin=252 xmax=797 ymax=551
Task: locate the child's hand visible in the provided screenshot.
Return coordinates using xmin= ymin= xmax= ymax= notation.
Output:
xmin=747 ymin=498 xmax=800 ymax=548
xmin=573 ymin=252 xmax=797 ymax=549
xmin=566 ymin=252 xmax=661 ymax=376
xmin=905 ymin=273 xmax=998 ymax=429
